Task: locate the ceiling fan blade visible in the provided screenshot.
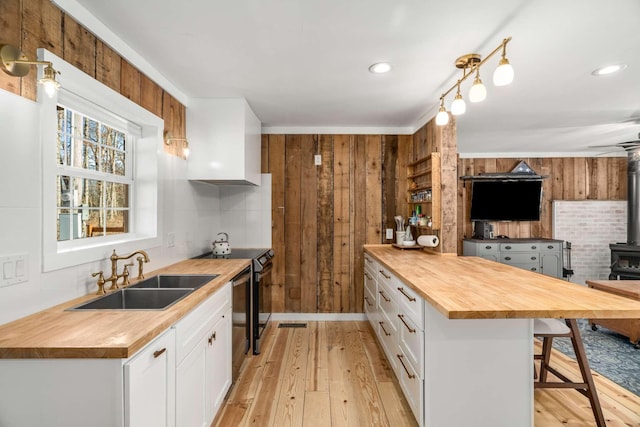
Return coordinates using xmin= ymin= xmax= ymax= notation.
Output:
xmin=588 ymin=140 xmax=640 ymax=149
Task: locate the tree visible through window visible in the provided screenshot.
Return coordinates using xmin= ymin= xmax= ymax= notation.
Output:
xmin=56 ymin=104 xmax=132 ymax=241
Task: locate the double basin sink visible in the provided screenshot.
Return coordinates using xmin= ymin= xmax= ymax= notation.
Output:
xmin=70 ymin=275 xmax=219 ymax=311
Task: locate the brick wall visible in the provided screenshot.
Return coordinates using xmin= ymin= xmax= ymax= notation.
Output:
xmin=552 ymin=201 xmax=626 ymax=285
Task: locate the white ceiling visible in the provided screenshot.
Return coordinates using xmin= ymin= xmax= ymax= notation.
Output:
xmin=62 ymin=0 xmax=640 ymax=155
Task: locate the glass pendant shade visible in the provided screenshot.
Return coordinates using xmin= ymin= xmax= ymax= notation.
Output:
xmin=450 ymin=93 xmax=466 ymax=116
xmin=493 ymin=58 xmax=514 ymax=86
xmin=469 ymin=76 xmax=487 ymax=103
xmin=435 ymin=106 xmax=449 ymax=126
xmin=39 ymin=65 xmax=60 ymax=98
xmin=41 ymin=79 xmax=60 ymax=98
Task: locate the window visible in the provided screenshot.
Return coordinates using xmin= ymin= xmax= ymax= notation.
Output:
xmin=40 ymin=49 xmax=162 ymax=272
xmin=56 ymin=105 xmax=132 ymax=241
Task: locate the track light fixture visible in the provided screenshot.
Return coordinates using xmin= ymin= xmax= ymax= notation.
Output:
xmin=0 ymin=44 xmax=60 ymax=98
xmin=435 ymin=37 xmax=513 ymax=126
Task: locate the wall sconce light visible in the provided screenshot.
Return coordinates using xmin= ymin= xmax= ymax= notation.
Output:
xmin=435 ymin=37 xmax=513 ymax=126
xmin=0 ymin=44 xmax=60 ymax=97
xmin=164 ymin=131 xmax=190 ymax=159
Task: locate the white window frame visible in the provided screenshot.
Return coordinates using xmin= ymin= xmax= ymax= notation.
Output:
xmin=55 ymin=97 xmax=135 ymax=246
xmin=40 ymin=50 xmax=162 ymax=272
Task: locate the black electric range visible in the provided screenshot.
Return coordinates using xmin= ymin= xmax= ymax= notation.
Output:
xmin=193 ymin=248 xmax=274 ymax=355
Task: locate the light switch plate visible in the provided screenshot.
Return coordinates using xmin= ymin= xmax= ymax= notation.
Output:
xmin=386 ymin=228 xmax=394 ymax=240
xmin=0 ymin=253 xmax=29 ymax=288
xmin=314 ymin=154 xmax=322 ymax=166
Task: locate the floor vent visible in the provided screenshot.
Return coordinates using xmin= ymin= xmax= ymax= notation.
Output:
xmin=278 ymin=323 xmax=307 ymax=328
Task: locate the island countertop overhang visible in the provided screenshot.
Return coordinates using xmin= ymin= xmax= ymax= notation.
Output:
xmin=364 ymin=244 xmax=640 ymax=320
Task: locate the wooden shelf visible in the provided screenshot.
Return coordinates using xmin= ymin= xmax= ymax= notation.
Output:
xmin=408 ymin=168 xmax=432 ymax=180
xmin=407 ymin=152 xmax=441 ymax=232
xmin=412 ymin=224 xmax=436 ymax=231
xmin=408 ymin=185 xmax=432 ymax=192
xmin=407 ymin=154 xmax=431 ymax=167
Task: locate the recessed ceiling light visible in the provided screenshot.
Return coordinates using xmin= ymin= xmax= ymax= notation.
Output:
xmin=369 ymin=62 xmax=391 ymax=74
xmin=591 ymin=64 xmax=627 ymax=76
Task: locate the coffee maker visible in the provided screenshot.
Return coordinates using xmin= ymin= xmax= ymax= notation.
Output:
xmin=473 ymin=221 xmax=494 ymax=239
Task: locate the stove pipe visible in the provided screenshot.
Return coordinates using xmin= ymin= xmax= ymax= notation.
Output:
xmin=627 ymin=147 xmax=640 ymax=245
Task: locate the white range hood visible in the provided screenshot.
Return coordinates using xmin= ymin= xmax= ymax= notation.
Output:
xmin=187 ymin=98 xmax=261 ymax=186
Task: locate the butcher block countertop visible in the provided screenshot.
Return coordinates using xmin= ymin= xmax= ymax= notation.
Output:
xmin=364 ymin=244 xmax=640 ymax=320
xmin=0 ymin=259 xmax=250 ymax=359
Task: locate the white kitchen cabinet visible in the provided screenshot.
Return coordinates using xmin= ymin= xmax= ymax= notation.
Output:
xmin=364 ymin=271 xmax=377 ymax=328
xmin=363 ymin=256 xmax=425 ymax=426
xmin=187 ymin=98 xmax=262 ymax=185
xmin=174 ymin=282 xmax=232 ymax=427
xmin=206 ymin=306 xmax=232 ymax=420
xmin=0 ymin=282 xmax=233 ymax=427
xmin=124 ymin=328 xmax=176 ymax=427
xmin=364 ymin=253 xmax=379 ymax=329
xmin=0 ymin=329 xmax=176 ymax=427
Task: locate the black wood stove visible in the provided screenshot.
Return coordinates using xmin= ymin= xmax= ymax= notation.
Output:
xmin=610 ymin=142 xmax=640 ymax=280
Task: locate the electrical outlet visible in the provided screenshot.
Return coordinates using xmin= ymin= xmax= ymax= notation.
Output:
xmin=314 ymin=154 xmax=322 ymax=166
xmin=386 ymin=228 xmax=394 ymax=240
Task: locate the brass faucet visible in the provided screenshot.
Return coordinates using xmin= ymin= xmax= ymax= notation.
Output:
xmin=92 ymin=249 xmax=150 ymax=293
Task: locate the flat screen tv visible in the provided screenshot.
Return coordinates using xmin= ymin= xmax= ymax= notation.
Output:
xmin=470 ymin=179 xmax=542 ymax=221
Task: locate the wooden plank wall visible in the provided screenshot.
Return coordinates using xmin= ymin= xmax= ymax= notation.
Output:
xmin=262 ymin=134 xmax=407 ymax=313
xmin=0 ymin=0 xmax=186 ymax=158
xmin=457 ymin=157 xmax=628 ymax=253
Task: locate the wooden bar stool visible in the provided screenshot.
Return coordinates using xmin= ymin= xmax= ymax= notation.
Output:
xmin=534 ymin=318 xmax=606 ymax=427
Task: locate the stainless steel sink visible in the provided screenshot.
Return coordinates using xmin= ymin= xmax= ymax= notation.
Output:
xmin=128 ymin=274 xmax=219 ymax=290
xmin=69 ymin=288 xmax=194 ymax=311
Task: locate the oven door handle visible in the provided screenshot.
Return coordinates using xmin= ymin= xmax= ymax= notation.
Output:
xmin=256 ymin=263 xmax=273 ymax=278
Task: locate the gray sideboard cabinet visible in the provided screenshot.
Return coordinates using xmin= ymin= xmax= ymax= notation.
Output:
xmin=463 ymin=238 xmax=564 ymax=278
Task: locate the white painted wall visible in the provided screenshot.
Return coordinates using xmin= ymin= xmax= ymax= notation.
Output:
xmin=552 ymin=200 xmax=627 ymax=285
xmin=218 ymin=174 xmax=272 ymax=249
xmin=0 ymin=89 xmax=222 ymax=325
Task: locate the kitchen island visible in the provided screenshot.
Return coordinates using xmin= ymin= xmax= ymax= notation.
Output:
xmin=364 ymin=244 xmax=640 ymax=427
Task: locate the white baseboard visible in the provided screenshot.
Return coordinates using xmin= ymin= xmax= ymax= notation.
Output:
xmin=270 ymin=313 xmax=367 ymax=322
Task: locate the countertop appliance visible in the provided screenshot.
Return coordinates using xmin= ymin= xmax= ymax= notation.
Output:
xmin=193 ymin=248 xmax=274 ymax=355
xmin=212 ymin=232 xmax=231 ymax=255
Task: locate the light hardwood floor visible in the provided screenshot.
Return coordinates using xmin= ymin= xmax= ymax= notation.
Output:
xmin=214 ymin=321 xmax=640 ymax=427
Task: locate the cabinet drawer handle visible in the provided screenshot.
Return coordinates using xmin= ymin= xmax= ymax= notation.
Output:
xmin=379 ymin=321 xmax=391 ymax=336
xmin=397 ymin=287 xmax=416 ymax=302
xmin=505 ymin=246 xmax=511 ymax=250
xmin=531 ymin=267 xmax=537 ymax=271
xmin=398 ymin=314 xmax=416 ymax=333
xmin=531 ymin=256 xmax=537 ymax=260
xmin=547 ymin=245 xmax=554 ymax=249
xmin=379 ymin=270 xmax=391 ymax=279
xmin=364 ymin=296 xmax=373 ymax=307
xmin=505 ymin=256 xmax=511 ymax=261
xmin=397 ymin=354 xmax=416 ymax=379
xmin=365 ymin=257 xmax=371 ymax=263
xmin=208 ymin=332 xmax=217 ymax=345
xmin=485 ymin=245 xmax=492 ymax=250
xmin=531 ymin=245 xmax=537 ymax=249
xmin=364 ymin=272 xmax=372 ymax=280
xmin=153 ymin=348 xmax=166 ymax=358
xmin=379 ymin=290 xmax=391 ymax=302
